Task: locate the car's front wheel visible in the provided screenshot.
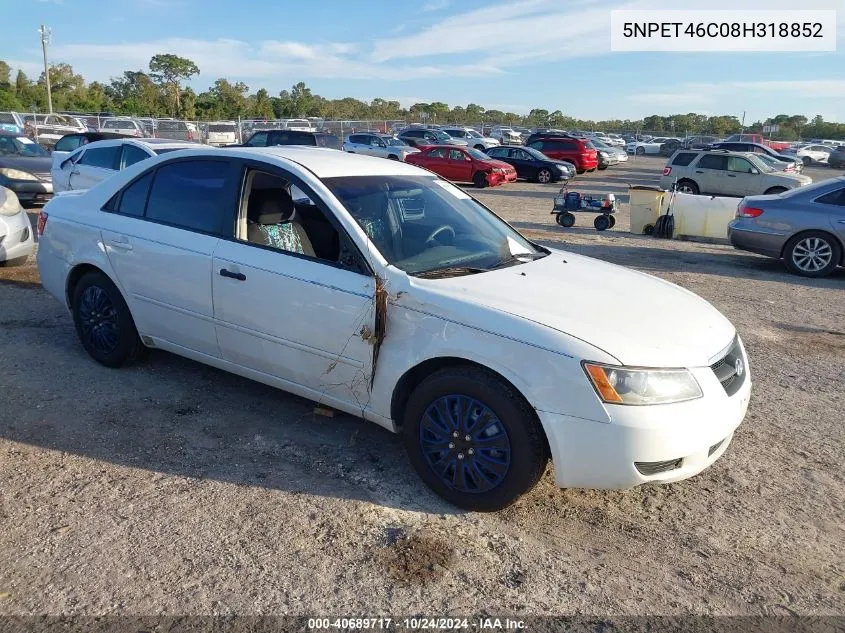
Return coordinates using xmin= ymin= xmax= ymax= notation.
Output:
xmin=402 ymin=366 xmax=547 ymax=512
xmin=71 ymin=271 xmax=145 ymax=367
xmin=676 ymin=179 xmax=699 ymax=195
xmin=474 ymin=144 xmax=486 ymax=151
xmin=635 ymin=147 xmax=645 ymax=155
xmin=802 ymin=156 xmax=812 ymax=166
xmin=783 ymin=231 xmax=841 ymax=277
xmin=473 ymin=172 xmax=488 ymax=188
xmin=536 ymin=168 xmax=553 ymax=183
xmin=764 ymin=186 xmax=787 ymax=195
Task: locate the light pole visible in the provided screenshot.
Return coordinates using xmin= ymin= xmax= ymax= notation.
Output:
xmin=39 ymin=25 xmax=53 ymax=114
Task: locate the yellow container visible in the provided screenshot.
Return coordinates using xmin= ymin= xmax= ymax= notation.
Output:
xmin=671 ymin=193 xmax=739 ymax=240
xmin=628 ymin=185 xmax=667 ymax=234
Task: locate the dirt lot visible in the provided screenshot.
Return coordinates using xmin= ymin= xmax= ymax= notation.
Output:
xmin=1 ymin=156 xmax=843 ymax=617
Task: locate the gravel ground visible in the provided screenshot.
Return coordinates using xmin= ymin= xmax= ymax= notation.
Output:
xmin=1 ymin=156 xmax=843 ymax=617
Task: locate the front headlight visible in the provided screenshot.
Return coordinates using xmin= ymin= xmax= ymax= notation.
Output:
xmin=491 ymin=167 xmax=505 ymax=174
xmin=0 ymin=187 xmax=22 ymax=216
xmin=599 ymin=151 xmax=610 ymax=158
xmin=583 ymin=362 xmax=702 ymax=405
xmin=0 ymin=168 xmax=38 ymax=181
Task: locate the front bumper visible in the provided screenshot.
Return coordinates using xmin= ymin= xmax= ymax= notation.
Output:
xmin=727 ymin=221 xmax=785 ymax=259
xmin=538 ymin=341 xmax=752 ymax=489
xmin=3 ymin=180 xmax=53 ymax=203
xmin=487 ymin=171 xmax=517 ymax=186
xmin=0 ymin=208 xmax=35 ymax=262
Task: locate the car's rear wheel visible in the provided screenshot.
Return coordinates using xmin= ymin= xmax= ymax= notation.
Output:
xmin=473 ymin=172 xmax=488 ymax=188
xmin=387 ymin=154 xmax=399 ymax=160
xmin=764 ymin=186 xmax=787 ymax=195
xmin=635 ymin=147 xmax=645 ymax=155
xmin=677 ymin=179 xmax=699 ymax=195
xmin=783 ymin=231 xmax=841 ymax=278
xmin=802 ymin=156 xmax=811 ymax=166
xmin=71 ymin=271 xmax=145 ymax=367
xmin=402 ymin=366 xmax=547 ymax=512
xmin=536 ymin=168 xmax=552 ymax=183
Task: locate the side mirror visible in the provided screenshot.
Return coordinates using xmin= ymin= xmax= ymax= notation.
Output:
xmin=750 ymin=168 xmax=759 ymax=174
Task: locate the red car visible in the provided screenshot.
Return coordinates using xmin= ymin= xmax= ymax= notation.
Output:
xmin=405 ymin=145 xmax=517 ymax=187
xmin=525 ymin=136 xmax=598 ymax=173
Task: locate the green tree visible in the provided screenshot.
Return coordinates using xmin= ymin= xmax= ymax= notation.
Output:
xmin=289 ymin=81 xmax=315 ymax=116
xmin=0 ymin=61 xmax=11 ymax=88
xmin=149 ymin=54 xmax=199 ymax=116
xmin=249 ymin=88 xmax=274 ymax=119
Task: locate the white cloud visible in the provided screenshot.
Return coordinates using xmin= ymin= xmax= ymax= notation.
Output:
xmin=422 ymin=0 xmax=450 ymax=11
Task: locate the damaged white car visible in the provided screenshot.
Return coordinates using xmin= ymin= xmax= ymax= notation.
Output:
xmin=36 ymin=147 xmax=751 ymax=511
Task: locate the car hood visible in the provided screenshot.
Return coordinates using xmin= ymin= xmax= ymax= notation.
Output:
xmin=0 ymin=156 xmax=52 ymax=178
xmin=417 ymin=249 xmax=736 ymax=367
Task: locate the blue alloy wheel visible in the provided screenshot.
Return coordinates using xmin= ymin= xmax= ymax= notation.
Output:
xmin=78 ymin=285 xmax=120 ymax=354
xmin=419 ymin=395 xmax=512 ymax=494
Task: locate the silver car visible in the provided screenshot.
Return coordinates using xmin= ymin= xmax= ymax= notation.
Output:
xmin=441 ymin=127 xmax=500 ymax=150
xmin=728 ymin=177 xmax=845 ymax=277
xmin=342 ymin=133 xmax=420 ymax=161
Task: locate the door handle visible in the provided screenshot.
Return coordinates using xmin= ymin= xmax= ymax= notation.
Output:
xmin=727 ymin=174 xmax=737 ymax=177
xmin=695 ymin=170 xmax=704 ymax=173
xmin=219 ymin=268 xmax=246 ymax=281
xmin=109 ymin=236 xmax=132 ymax=250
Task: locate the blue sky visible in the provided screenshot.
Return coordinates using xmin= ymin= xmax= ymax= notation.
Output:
xmin=5 ymin=0 xmax=844 ymax=122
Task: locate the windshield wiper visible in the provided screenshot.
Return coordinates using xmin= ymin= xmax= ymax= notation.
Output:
xmin=488 ymin=252 xmax=547 ymax=270
xmin=415 ymin=266 xmax=487 ymax=279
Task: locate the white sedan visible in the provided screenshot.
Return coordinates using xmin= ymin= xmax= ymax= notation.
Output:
xmin=36 ymin=147 xmax=751 ymax=511
xmin=627 ymin=137 xmax=680 ymax=155
xmin=51 ymin=138 xmax=203 ymax=193
xmin=782 ymin=144 xmax=832 ymax=166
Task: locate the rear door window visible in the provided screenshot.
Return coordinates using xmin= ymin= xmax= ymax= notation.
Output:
xmin=814 ymin=188 xmax=845 ymax=207
xmin=317 ymin=135 xmax=340 ymax=149
xmin=696 ymin=154 xmax=728 ymax=170
xmin=116 ymin=172 xmax=154 ymax=217
xmin=727 ymin=156 xmax=755 ymax=173
xmin=79 ymin=145 xmax=120 ymax=170
xmin=144 ymin=160 xmax=233 ymax=235
xmin=246 ymin=132 xmax=269 ymax=146
xmin=121 ymin=144 xmax=151 ymax=168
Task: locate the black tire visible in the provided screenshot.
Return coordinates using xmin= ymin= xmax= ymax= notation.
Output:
xmin=473 ymin=172 xmax=488 ymax=188
xmin=764 ymin=186 xmax=787 ymax=195
xmin=802 ymin=156 xmax=811 ymax=166
xmin=594 ymin=215 xmax=611 ymax=231
xmin=597 ymin=165 xmax=608 ymax=170
xmin=676 ymin=179 xmax=699 ymax=195
xmin=607 ymin=215 xmax=616 ymax=229
xmin=643 ymin=224 xmax=655 ymax=235
xmin=536 ymin=168 xmax=553 ymax=184
xmin=576 ymin=169 xmax=585 ymax=175
xmin=557 ymin=212 xmax=576 ymax=228
xmin=402 ymin=366 xmax=547 ymax=512
xmin=71 ymin=271 xmax=145 ymax=367
xmin=783 ymin=231 xmax=841 ymax=278
xmin=474 ymin=144 xmax=486 ymax=151
xmin=387 ymin=154 xmax=399 ymax=160
xmin=635 ymin=147 xmax=645 ymax=155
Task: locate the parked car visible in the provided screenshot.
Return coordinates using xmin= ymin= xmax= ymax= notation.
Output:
xmin=22 ymin=113 xmax=87 ymax=145
xmin=52 ymin=138 xmax=203 ymax=193
xmin=0 ymin=112 xmax=26 ymax=134
xmin=660 ymin=149 xmax=812 ymax=196
xmin=728 ymin=177 xmax=845 ymax=277
xmin=604 ymin=133 xmax=626 ymax=147
xmin=405 ymin=145 xmax=516 ymax=187
xmin=722 ymin=133 xmax=790 ymax=152
xmin=627 ymin=137 xmax=680 ymax=155
xmin=283 ymin=118 xmax=317 ymax=131
xmin=489 ymin=126 xmax=523 ymax=145
xmin=684 ymin=135 xmax=721 ymax=149
xmin=205 ymin=121 xmax=239 ymax=146
xmin=590 ymin=138 xmax=624 ymax=168
xmin=35 ymin=146 xmax=751 ymax=510
xmin=484 ymin=145 xmax=574 ymax=183
xmin=755 ymin=153 xmax=802 ymax=174
xmin=154 ymin=119 xmax=200 ymax=142
xmin=780 ymin=144 xmax=832 ymax=166
xmin=342 ymin=133 xmax=419 ymax=161
xmin=440 ymin=127 xmax=500 ymax=150
xmin=397 ymin=128 xmax=467 ymax=148
xmin=828 ymin=146 xmax=845 ymax=169
xmin=99 ymin=117 xmax=146 ymax=138
xmin=0 ymin=132 xmax=53 ymax=205
xmin=709 ymin=142 xmax=803 ymax=171
xmin=0 ymin=186 xmax=35 ymax=264
xmin=524 ymin=135 xmax=598 ymax=174
xmin=242 ymin=129 xmax=341 ymax=149
xmin=659 ymin=139 xmax=684 ymax=157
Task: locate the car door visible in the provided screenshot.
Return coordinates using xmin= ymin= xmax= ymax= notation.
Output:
xmin=724 ymin=155 xmax=760 ymax=196
xmin=486 ymin=147 xmax=513 ymax=174
xmin=68 ymin=144 xmax=121 ymax=190
xmin=447 ymin=148 xmax=473 ymax=182
xmin=369 ymin=135 xmax=388 ymax=158
xmin=211 ymin=162 xmax=377 ymax=412
xmin=346 ymin=134 xmax=366 ymax=155
xmin=420 ymin=148 xmax=448 ymax=177
xmin=690 ymin=154 xmax=728 ymax=194
xmin=507 ymin=148 xmax=532 ymax=179
xmin=99 ymin=158 xmax=240 ymax=358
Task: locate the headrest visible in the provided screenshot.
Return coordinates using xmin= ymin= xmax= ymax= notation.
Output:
xmin=248 ymin=188 xmax=294 ymax=225
xmin=349 ymin=192 xmax=388 ymax=220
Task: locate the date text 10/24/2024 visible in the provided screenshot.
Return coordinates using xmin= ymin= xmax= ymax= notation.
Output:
xmin=610 ymin=9 xmax=837 ymax=52
xmin=307 ymin=617 xmax=526 ymax=630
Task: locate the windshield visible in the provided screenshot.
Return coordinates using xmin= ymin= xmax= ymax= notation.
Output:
xmin=752 ymin=156 xmax=775 ymax=173
xmin=522 ymin=147 xmax=551 ymax=161
xmin=756 ymin=154 xmax=780 ymax=169
xmin=432 ymin=131 xmax=451 ymax=142
xmin=465 ymin=130 xmax=482 ymax=138
xmin=0 ymin=136 xmax=49 ymax=157
xmin=386 ymin=137 xmax=409 ymax=147
xmin=323 ymin=175 xmax=545 ymax=276
xmin=208 ymin=124 xmax=235 ymax=132
xmin=467 ymin=148 xmax=491 ymax=161
xmin=591 ymin=139 xmax=609 ymax=149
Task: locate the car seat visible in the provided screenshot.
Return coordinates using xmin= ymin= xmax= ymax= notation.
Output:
xmin=247 ymin=188 xmax=315 ymax=257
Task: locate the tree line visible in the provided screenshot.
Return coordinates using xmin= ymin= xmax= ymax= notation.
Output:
xmin=1 ymin=54 xmax=843 ymax=140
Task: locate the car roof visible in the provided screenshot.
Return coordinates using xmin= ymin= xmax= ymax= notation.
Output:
xmin=70 ymin=138 xmax=205 ymax=151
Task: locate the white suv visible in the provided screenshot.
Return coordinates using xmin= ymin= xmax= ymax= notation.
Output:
xmin=441 ymin=127 xmax=500 ymax=150
xmin=660 ymin=149 xmax=812 ymax=196
xmin=342 ymin=133 xmax=419 ymax=161
xmin=100 ymin=118 xmax=145 ymax=137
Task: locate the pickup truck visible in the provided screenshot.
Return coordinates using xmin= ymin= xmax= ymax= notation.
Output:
xmin=723 ymin=134 xmax=790 ymax=152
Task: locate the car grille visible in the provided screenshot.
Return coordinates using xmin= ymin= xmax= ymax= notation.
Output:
xmin=33 ymin=173 xmax=51 ymax=182
xmin=710 ymin=337 xmax=746 ymax=397
xmin=635 ymin=458 xmax=683 ymax=476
